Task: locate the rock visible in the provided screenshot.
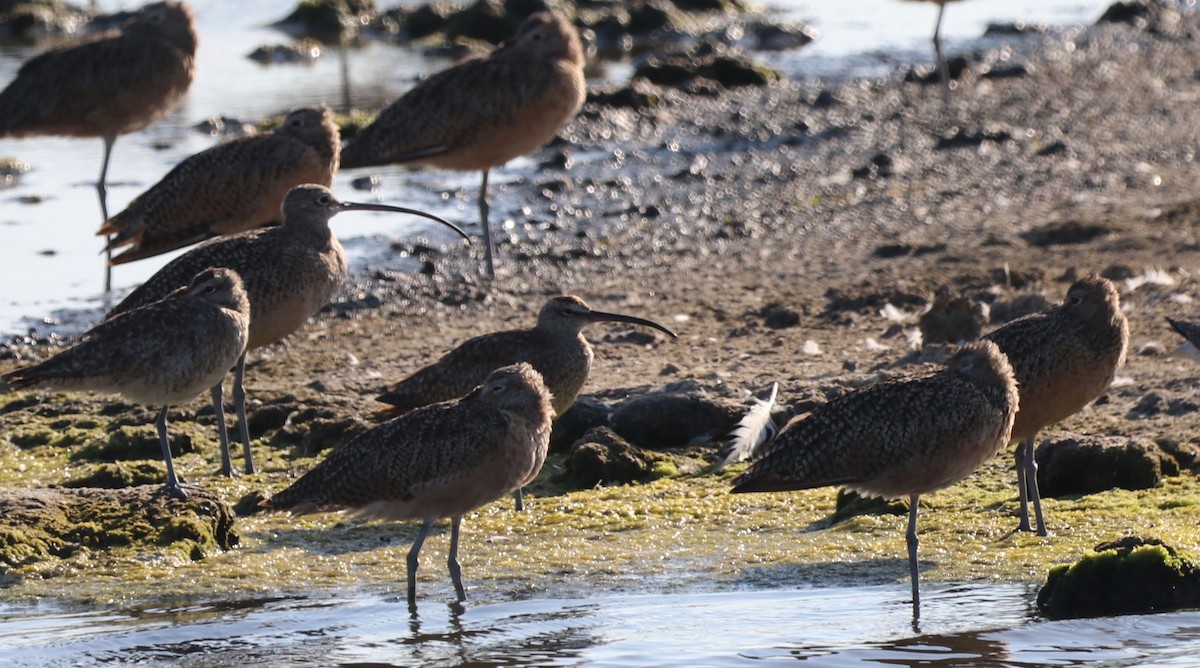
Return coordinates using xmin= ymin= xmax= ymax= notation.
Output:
xmin=0 ymin=486 xmax=237 ymax=573
xmin=933 ymin=125 xmax=1013 ymax=150
xmin=829 ymin=489 xmax=907 ymax=524
xmin=1035 ymin=433 xmax=1176 ymax=497
xmin=1038 ymin=537 xmax=1200 ymax=619
xmin=270 ymin=415 xmax=371 ymax=456
xmin=273 ymin=0 xmax=376 ymax=41
xmin=1021 ymin=220 xmax=1114 ymax=247
xmin=563 ymin=426 xmax=668 ymax=488
xmin=71 ymin=424 xmax=196 ymax=463
xmin=634 ymin=45 xmax=782 ymax=90
xmin=550 ymin=396 xmax=611 ymax=454
xmin=61 ymin=462 xmax=166 ymax=489
xmin=402 ymin=2 xmax=453 ymax=39
xmin=247 ymin=41 xmax=322 ymax=64
xmin=760 ymin=301 xmax=800 ymax=329
xmin=918 ymin=288 xmax=988 ymax=344
xmin=610 ymin=390 xmax=741 ymax=450
xmin=0 ymin=0 xmax=89 ymax=40
xmin=588 ymin=82 xmax=662 ymax=110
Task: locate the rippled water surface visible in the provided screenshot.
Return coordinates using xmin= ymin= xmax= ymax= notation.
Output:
xmin=2 ymin=585 xmax=1200 ymax=666
xmin=0 ymin=0 xmax=1109 ymax=333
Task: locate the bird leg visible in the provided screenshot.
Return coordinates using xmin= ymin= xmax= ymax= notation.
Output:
xmin=932 ymin=2 xmax=950 ymax=92
xmin=513 ymin=488 xmax=524 ymax=512
xmin=155 ymin=406 xmax=187 ymax=500
xmin=1015 ymin=440 xmax=1032 ymax=532
xmin=1023 ymin=436 xmax=1047 ymax=536
xmin=407 ymin=517 xmax=435 ymax=608
xmin=479 ymin=169 xmax=495 ymax=278
xmin=233 ymin=352 xmax=255 ymax=474
xmin=447 ymin=515 xmax=466 ymax=602
xmin=98 ymin=135 xmax=116 ymax=293
xmin=211 ymin=383 xmax=235 ymax=477
xmin=906 ymin=494 xmax=921 ymax=621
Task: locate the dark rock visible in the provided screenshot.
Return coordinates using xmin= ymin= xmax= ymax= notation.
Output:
xmin=71 ymin=425 xmax=196 ymax=463
xmin=550 ymin=396 xmax=611 ymax=454
xmin=635 ymin=47 xmax=781 ymax=89
xmin=444 ymin=0 xmax=516 ymax=43
xmin=1036 ymin=140 xmax=1069 ymax=157
xmin=829 ymin=489 xmax=907 ymax=524
xmin=0 ymin=486 xmax=237 ymax=571
xmin=403 ymin=2 xmax=453 ymax=38
xmin=1127 ymin=391 xmax=1200 ymax=419
xmin=1035 ymin=434 xmax=1174 ymax=497
xmin=628 ymin=0 xmax=672 ymax=33
xmin=905 ymin=55 xmax=972 ymax=85
xmin=872 ymin=242 xmax=945 ymax=259
xmin=983 ymin=21 xmax=1050 ymax=36
xmin=934 ymin=125 xmax=1013 ymax=150
xmin=247 ymin=41 xmax=322 ymax=65
xmin=610 ymin=390 xmax=741 ymax=450
xmin=823 ymin=285 xmax=926 ymax=315
xmin=760 ymin=301 xmax=800 ymax=329
xmin=588 ymin=83 xmax=662 ymax=110
xmin=981 ymin=63 xmax=1030 ymax=80
xmin=0 ymin=0 xmax=89 ymax=40
xmin=742 ymin=20 xmax=817 ymax=51
xmin=61 ymin=462 xmax=166 ymax=489
xmin=1038 ymin=537 xmax=1200 ymax=619
xmin=269 ymin=413 xmax=370 ymax=456
xmin=274 ymin=0 xmax=376 ymax=41
xmin=1021 ymin=220 xmax=1113 ymax=247
xmin=1096 ymin=0 xmax=1155 ymax=26
xmin=563 ymin=426 xmax=666 ymax=487
xmin=918 ymin=288 xmax=987 ymax=344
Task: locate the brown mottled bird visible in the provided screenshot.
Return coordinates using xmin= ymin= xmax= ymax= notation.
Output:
xmin=3 ymin=268 xmax=249 ymax=499
xmin=99 ymin=106 xmax=341 ymax=265
xmin=340 ymin=11 xmax=587 ymax=277
xmin=262 ymin=363 xmax=554 ymax=607
xmin=731 ymin=340 xmax=1018 ymax=619
xmin=984 ymin=275 xmax=1128 ymax=536
xmin=376 ymin=294 xmax=676 ymax=510
xmin=0 ymin=1 xmax=198 ymax=291
xmin=107 ymin=184 xmax=469 ymax=478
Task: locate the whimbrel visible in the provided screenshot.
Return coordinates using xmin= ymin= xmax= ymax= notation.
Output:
xmin=340 ymin=11 xmax=587 ymax=277
xmin=0 ymin=1 xmax=198 ymax=291
xmin=261 ymin=363 xmax=554 ymax=606
xmin=1166 ymin=317 xmax=1200 ymax=363
xmin=984 ymin=276 xmax=1128 ymax=536
xmin=903 ymin=0 xmax=964 ymax=89
xmin=99 ymin=106 xmax=341 ymax=265
xmin=376 ymin=294 xmax=676 ymax=510
xmin=107 ymin=184 xmax=469 ymax=478
xmin=3 ymin=268 xmax=249 ymax=499
xmin=731 ymin=340 xmax=1018 ymax=618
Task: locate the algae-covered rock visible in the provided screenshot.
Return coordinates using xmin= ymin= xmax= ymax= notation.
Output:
xmin=1037 ymin=537 xmax=1200 ymax=619
xmin=61 ymin=462 xmax=166 ymax=489
xmin=550 ymin=395 xmax=611 ymax=454
xmin=0 ymin=486 xmax=237 ymax=575
xmin=610 ymin=389 xmax=741 ymax=450
xmin=563 ymin=426 xmax=672 ymax=487
xmin=1036 ymin=434 xmax=1178 ymax=497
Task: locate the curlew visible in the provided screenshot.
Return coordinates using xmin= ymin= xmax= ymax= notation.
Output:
xmin=261 ymin=363 xmax=554 ymax=607
xmin=0 ymin=1 xmax=198 ymax=291
xmin=2 ymin=268 xmax=250 ymax=499
xmin=107 ymin=184 xmax=469 ymax=478
xmin=984 ymin=276 xmax=1128 ymax=536
xmin=339 ymin=11 xmax=587 ymax=278
xmin=376 ymin=294 xmax=677 ymax=510
xmin=731 ymin=340 xmax=1018 ymax=619
xmin=99 ymin=106 xmax=341 ymax=265
xmin=1165 ymin=317 xmax=1200 ymax=363
xmin=903 ymin=0 xmax=964 ymax=90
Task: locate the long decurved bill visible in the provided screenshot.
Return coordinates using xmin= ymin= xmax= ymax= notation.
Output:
xmin=586 ymin=309 xmax=678 ymax=338
xmin=341 ymin=201 xmax=471 ymax=243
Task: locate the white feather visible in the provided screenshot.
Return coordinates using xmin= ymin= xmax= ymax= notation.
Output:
xmin=721 ymin=382 xmax=779 ymax=468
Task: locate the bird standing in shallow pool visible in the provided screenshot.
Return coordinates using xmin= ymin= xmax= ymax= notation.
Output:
xmin=261 ymin=363 xmax=554 ymax=607
xmin=903 ymin=0 xmax=963 ymax=90
xmin=339 ymin=11 xmax=587 ymax=278
xmin=106 ymin=184 xmax=469 ymax=478
xmin=3 ymin=268 xmax=250 ymax=499
xmin=0 ymin=0 xmax=198 ymax=291
xmin=376 ymin=294 xmax=677 ymax=510
xmin=731 ymin=340 xmax=1018 ymax=619
xmin=99 ymin=106 xmax=341 ymax=266
xmin=983 ymin=276 xmax=1128 ymax=536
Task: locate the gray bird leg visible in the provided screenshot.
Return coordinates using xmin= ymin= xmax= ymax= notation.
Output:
xmin=907 ymin=494 xmax=921 ymax=621
xmin=1015 ymin=440 xmax=1032 ymax=532
xmin=513 ymin=487 xmax=524 ymax=512
xmin=233 ymin=352 xmax=255 ymax=474
xmin=448 ymin=515 xmax=466 ymax=602
xmin=211 ymin=383 xmax=235 ymax=477
xmin=1023 ymin=436 xmax=1047 ymax=536
xmin=98 ymin=135 xmax=115 ymax=294
xmin=408 ymin=518 xmax=435 ymax=608
xmin=479 ymin=169 xmax=495 ymax=278
xmin=156 ymin=406 xmax=187 ymax=500
xmin=933 ymin=2 xmax=950 ymax=91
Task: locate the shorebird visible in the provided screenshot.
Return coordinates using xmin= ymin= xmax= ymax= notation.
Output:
xmin=107 ymin=184 xmax=469 ymax=478
xmin=731 ymin=340 xmax=1018 ymax=619
xmin=0 ymin=1 xmax=198 ymax=291
xmin=261 ymin=363 xmax=554 ymax=607
xmin=339 ymin=11 xmax=587 ymax=277
xmin=984 ymin=276 xmax=1128 ymax=536
xmin=375 ymin=294 xmax=677 ymax=510
xmin=99 ymin=106 xmax=341 ymax=265
xmin=1166 ymin=317 xmax=1200 ymax=363
xmin=2 ymin=268 xmax=250 ymax=499
xmin=904 ymin=0 xmax=963 ymax=89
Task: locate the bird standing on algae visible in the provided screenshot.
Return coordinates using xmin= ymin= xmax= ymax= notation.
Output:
xmin=261 ymin=363 xmax=554 ymax=607
xmin=983 ymin=276 xmax=1128 ymax=536
xmin=3 ymin=268 xmax=250 ymax=499
xmin=731 ymin=340 xmax=1018 ymax=619
xmin=376 ymin=294 xmax=677 ymax=510
xmin=100 ymin=106 xmax=341 ymax=266
xmin=106 ymin=185 xmax=469 ymax=478
xmin=0 ymin=0 xmax=198 ymax=291
xmin=340 ymin=11 xmax=587 ymax=277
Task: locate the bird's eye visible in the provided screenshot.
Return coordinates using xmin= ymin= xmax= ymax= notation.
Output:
xmin=289 ymin=116 xmax=303 ymax=127
xmin=317 ymin=195 xmax=331 ymax=205
xmin=1069 ymin=295 xmax=1083 ymax=306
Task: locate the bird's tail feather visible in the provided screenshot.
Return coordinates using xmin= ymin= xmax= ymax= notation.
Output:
xmin=721 ymin=382 xmax=779 ymax=468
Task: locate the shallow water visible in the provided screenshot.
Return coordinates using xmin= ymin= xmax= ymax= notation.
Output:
xmin=0 ymin=0 xmax=1109 ymax=334
xmin=2 ymin=584 xmax=1200 ymax=666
